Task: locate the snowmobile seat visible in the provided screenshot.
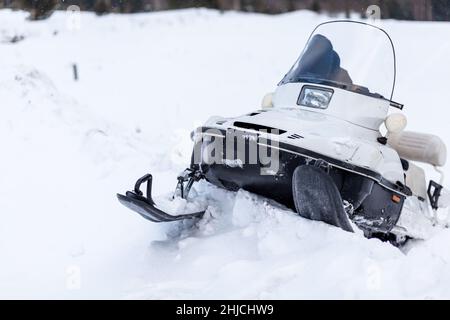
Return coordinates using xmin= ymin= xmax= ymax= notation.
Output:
xmin=404 ymin=162 xmax=427 ymax=200
xmin=388 ymin=131 xmax=447 ymax=167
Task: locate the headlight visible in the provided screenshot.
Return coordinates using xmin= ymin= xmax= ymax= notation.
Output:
xmin=298 ymin=86 xmax=333 ymax=109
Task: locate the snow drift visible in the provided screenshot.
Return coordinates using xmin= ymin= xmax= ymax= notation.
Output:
xmin=1 ymin=8 xmax=450 ymax=299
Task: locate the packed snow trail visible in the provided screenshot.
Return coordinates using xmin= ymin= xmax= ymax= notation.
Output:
xmin=1 ymin=9 xmax=450 ymax=299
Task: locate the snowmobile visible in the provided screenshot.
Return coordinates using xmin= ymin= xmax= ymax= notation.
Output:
xmin=118 ymin=21 xmax=449 ymax=243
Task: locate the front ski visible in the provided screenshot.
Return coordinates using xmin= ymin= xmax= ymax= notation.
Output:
xmin=117 ymin=174 xmax=205 ymax=223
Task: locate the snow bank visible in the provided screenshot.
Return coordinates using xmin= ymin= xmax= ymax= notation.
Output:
xmin=1 ymin=8 xmax=450 ymax=299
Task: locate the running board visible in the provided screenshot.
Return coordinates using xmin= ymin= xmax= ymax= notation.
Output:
xmin=117 ymin=174 xmax=205 ymax=222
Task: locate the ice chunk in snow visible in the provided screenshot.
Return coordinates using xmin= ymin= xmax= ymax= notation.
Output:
xmin=231 ymin=190 xmax=265 ymax=227
xmin=223 ymin=158 xmax=244 ymax=168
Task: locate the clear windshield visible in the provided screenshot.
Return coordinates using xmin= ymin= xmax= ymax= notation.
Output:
xmin=280 ymin=21 xmax=396 ymax=100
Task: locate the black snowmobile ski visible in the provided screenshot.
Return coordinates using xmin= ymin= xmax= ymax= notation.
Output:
xmin=117 ymin=173 xmax=205 ymax=222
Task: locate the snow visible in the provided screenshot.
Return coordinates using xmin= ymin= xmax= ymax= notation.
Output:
xmin=223 ymin=159 xmax=244 ymax=168
xmin=1 ymin=8 xmax=450 ymax=299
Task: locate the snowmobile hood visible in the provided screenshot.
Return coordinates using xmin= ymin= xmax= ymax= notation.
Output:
xmin=230 ymin=107 xmax=378 ymax=141
xmin=273 ymin=82 xmax=390 ymax=131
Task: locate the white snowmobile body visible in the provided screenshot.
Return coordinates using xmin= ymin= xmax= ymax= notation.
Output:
xmin=190 ymin=21 xmax=448 ymax=241
xmin=204 ymin=83 xmax=404 ymax=184
xmin=118 ymin=21 xmax=448 ymax=243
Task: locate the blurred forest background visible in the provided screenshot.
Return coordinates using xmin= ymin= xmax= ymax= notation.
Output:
xmin=1 ymin=0 xmax=449 ymax=21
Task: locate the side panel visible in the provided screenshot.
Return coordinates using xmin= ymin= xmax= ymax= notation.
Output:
xmin=353 ymin=183 xmax=405 ymax=233
xmin=192 ymin=128 xmax=404 ymax=233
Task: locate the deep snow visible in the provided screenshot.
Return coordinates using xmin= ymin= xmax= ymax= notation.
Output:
xmin=1 ymin=8 xmax=450 ymax=299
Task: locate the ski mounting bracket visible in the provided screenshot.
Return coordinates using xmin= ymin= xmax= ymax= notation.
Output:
xmin=313 ymin=159 xmax=331 ymax=174
xmin=175 ymin=168 xmax=204 ymax=199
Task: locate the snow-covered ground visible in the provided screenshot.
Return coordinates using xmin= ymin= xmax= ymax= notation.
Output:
xmin=1 ymin=8 xmax=450 ymax=299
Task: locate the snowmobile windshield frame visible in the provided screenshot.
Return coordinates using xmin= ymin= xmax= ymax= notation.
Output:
xmin=280 ymin=21 xmax=397 ymax=102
